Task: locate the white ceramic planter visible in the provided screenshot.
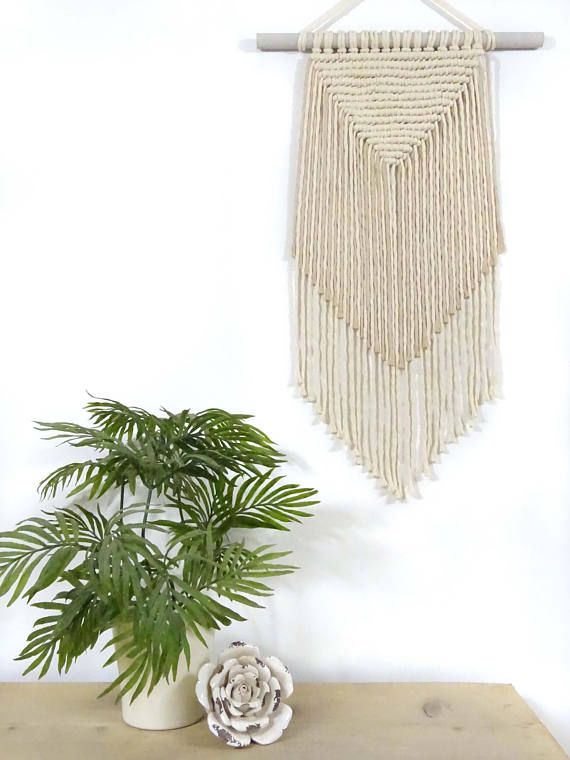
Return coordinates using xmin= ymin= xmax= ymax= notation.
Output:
xmin=117 ymin=628 xmax=214 ymax=731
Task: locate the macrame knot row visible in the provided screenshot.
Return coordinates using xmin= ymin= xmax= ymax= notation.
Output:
xmin=298 ymin=29 xmax=496 ymax=53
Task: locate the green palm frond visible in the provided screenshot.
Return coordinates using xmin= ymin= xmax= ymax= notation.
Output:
xmin=16 ymin=585 xmax=115 ymax=678
xmin=0 ymin=509 xmax=99 ymax=605
xmin=208 ymin=542 xmax=297 ymax=607
xmin=99 ymin=568 xmax=246 ymax=702
xmin=0 ymin=396 xmax=317 ymax=699
xmin=166 ymin=472 xmax=317 ymax=533
xmin=35 ymin=397 xmax=285 ymax=502
xmin=85 ymin=395 xmax=157 ymax=442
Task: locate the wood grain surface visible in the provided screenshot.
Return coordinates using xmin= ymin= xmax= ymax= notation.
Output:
xmin=0 ymin=682 xmax=567 ymax=759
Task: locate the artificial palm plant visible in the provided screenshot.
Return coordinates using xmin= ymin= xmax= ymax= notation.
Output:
xmin=0 ymin=397 xmax=317 ymax=701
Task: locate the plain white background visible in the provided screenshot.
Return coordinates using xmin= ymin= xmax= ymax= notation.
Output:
xmin=0 ymin=0 xmax=569 ymax=751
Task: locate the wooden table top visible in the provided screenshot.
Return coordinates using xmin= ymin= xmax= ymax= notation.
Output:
xmin=0 ymin=682 xmax=567 ymax=759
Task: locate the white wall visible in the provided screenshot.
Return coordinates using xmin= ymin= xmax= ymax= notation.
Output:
xmin=1 ymin=0 xmax=569 ymax=751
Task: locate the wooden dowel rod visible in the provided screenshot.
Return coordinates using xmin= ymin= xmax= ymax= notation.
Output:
xmin=256 ymin=31 xmax=545 ymax=52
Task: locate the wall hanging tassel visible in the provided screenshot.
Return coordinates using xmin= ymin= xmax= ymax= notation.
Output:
xmin=293 ymin=9 xmax=505 ymax=498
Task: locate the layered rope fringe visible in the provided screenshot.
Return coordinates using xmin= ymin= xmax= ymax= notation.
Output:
xmin=294 ymin=30 xmax=503 ymax=499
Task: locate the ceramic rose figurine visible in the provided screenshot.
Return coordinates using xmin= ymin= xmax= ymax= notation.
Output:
xmin=196 ymin=642 xmax=294 ymax=748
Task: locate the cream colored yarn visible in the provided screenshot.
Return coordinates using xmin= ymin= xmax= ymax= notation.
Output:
xmin=294 ymin=30 xmax=503 ymax=499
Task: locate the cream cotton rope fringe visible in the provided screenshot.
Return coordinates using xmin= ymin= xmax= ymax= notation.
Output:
xmin=293 ymin=28 xmax=504 ymax=499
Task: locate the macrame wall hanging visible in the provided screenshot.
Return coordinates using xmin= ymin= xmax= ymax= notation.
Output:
xmin=257 ymin=2 xmax=543 ymax=499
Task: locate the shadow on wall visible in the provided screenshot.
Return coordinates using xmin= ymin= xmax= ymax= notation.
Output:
xmin=226 ymin=498 xmax=392 ymax=679
xmin=234 ymin=487 xmax=390 ymax=596
xmin=285 ymin=55 xmax=310 ymax=387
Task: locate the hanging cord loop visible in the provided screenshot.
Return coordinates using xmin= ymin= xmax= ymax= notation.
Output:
xmin=297 ymin=0 xmax=495 ymax=52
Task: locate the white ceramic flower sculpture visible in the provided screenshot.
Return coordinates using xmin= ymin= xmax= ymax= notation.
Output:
xmin=196 ymin=641 xmax=294 ymax=748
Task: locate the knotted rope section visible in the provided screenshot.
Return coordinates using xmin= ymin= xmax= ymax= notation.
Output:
xmin=293 ymin=28 xmax=503 ymax=499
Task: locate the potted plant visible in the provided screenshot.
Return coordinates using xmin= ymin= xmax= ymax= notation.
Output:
xmin=0 ymin=397 xmax=317 ymax=730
